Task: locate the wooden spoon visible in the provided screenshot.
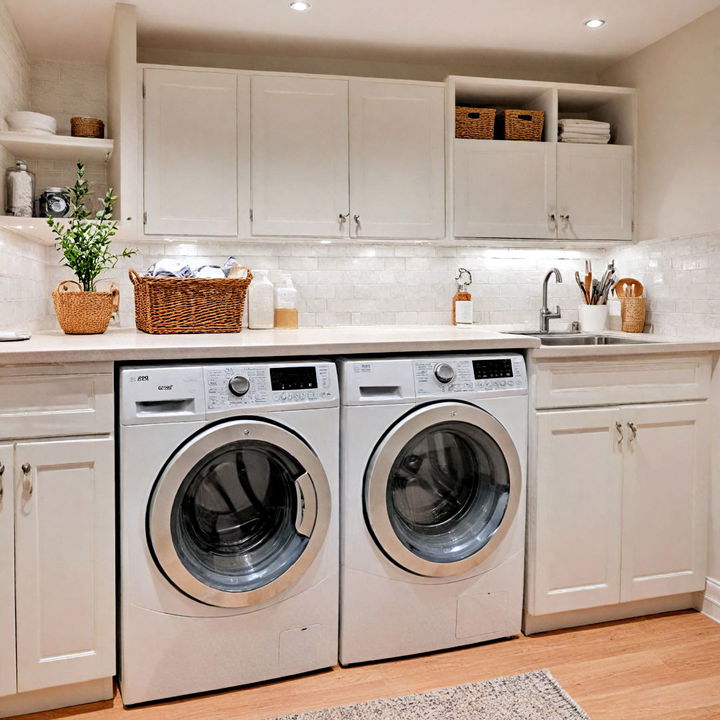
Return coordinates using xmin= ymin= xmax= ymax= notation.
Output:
xmin=614 ymin=277 xmax=644 ymax=298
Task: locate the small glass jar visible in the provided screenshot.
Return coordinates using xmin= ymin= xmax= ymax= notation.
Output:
xmin=5 ymin=160 xmax=35 ymax=217
xmin=39 ymin=187 xmax=71 ymax=218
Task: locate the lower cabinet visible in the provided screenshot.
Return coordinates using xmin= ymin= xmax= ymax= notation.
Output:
xmin=529 ymin=401 xmax=709 ymax=617
xmin=0 ymin=367 xmax=115 ymax=714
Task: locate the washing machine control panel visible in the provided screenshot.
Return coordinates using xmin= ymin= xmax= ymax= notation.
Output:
xmin=414 ymin=354 xmax=527 ymax=397
xmin=205 ymin=362 xmax=337 ymax=411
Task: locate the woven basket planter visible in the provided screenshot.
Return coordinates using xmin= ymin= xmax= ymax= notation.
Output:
xmin=71 ymin=117 xmax=105 ymax=138
xmin=129 ymin=268 xmax=253 ymax=334
xmin=620 ymin=297 xmax=646 ymax=333
xmin=53 ymin=280 xmax=119 ymax=334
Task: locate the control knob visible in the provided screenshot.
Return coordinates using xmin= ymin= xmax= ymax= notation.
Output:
xmin=228 ymin=375 xmax=250 ymax=397
xmin=434 ymin=362 xmax=455 ymax=384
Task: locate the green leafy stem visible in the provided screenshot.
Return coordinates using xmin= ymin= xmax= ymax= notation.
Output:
xmin=47 ymin=162 xmax=136 ymax=292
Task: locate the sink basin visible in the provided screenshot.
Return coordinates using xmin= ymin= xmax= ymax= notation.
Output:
xmin=505 ymin=331 xmax=656 ymax=346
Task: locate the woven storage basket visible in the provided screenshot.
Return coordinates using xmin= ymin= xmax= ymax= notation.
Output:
xmin=496 ymin=109 xmax=544 ymax=141
xmin=455 ymin=106 xmax=496 ymax=139
xmin=620 ymin=297 xmax=646 ymax=333
xmin=52 ymin=280 xmax=118 ymax=334
xmin=130 ymin=268 xmax=253 ymax=334
xmin=71 ymin=117 xmax=105 ymax=138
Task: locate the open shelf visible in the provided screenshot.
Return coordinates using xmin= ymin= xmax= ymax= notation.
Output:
xmin=0 ymin=215 xmax=133 ymax=245
xmin=0 ymin=132 xmax=114 ymax=163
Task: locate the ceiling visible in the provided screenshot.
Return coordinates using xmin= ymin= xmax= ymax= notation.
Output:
xmin=7 ymin=0 xmax=720 ymax=72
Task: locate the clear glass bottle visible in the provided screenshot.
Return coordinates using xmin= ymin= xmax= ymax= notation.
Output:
xmin=5 ymin=160 xmax=35 ymax=217
xmin=452 ymin=267 xmax=473 ymax=327
xmin=274 ymin=274 xmax=299 ymax=329
xmin=248 ymin=269 xmax=275 ymax=329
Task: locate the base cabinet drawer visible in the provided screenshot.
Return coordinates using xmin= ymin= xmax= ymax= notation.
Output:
xmin=533 ymin=353 xmax=711 ymax=409
xmin=0 ymin=372 xmax=112 ymax=440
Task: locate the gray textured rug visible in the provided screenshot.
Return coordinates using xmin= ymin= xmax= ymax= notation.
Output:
xmin=271 ymin=670 xmax=590 ymax=720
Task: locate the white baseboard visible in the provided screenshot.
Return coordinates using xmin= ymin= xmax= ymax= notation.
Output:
xmin=700 ymin=577 xmax=720 ymax=624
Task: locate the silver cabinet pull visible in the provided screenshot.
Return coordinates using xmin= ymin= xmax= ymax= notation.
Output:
xmin=628 ymin=422 xmax=638 ymax=441
xmin=353 ymin=214 xmax=361 ymax=227
xmin=560 ymin=213 xmax=570 ymax=228
xmin=338 ymin=212 xmax=349 ymax=225
xmin=21 ymin=462 xmax=32 ymax=495
xmin=615 ymin=422 xmax=624 ymax=445
xmin=0 ymin=463 xmax=4 ymax=498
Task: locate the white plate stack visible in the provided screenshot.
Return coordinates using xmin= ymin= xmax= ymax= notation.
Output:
xmin=5 ymin=111 xmax=57 ymax=135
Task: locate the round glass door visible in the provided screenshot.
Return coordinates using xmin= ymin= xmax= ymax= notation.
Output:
xmin=148 ymin=420 xmax=330 ymax=608
xmin=365 ymin=403 xmax=521 ymax=577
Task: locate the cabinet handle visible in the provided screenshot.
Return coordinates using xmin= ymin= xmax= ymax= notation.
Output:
xmin=338 ymin=212 xmax=349 ymax=225
xmin=615 ymin=422 xmax=624 ymax=445
xmin=628 ymin=422 xmax=638 ymax=442
xmin=0 ymin=463 xmax=4 ymax=498
xmin=560 ymin=213 xmax=570 ymax=228
xmin=353 ymin=214 xmax=361 ymax=227
xmin=21 ymin=462 xmax=32 ymax=495
xmin=549 ymin=212 xmax=556 ymax=226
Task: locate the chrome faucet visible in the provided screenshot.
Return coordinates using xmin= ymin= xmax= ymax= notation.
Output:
xmin=540 ymin=268 xmax=563 ymax=332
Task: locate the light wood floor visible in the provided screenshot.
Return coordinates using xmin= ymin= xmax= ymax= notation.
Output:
xmin=21 ymin=611 xmax=720 ymax=720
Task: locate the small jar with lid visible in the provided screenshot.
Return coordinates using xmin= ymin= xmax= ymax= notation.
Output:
xmin=39 ymin=187 xmax=71 ymax=218
xmin=5 ymin=160 xmax=35 ymax=217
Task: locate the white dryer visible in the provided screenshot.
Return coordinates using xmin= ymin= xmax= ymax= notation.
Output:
xmin=118 ymin=361 xmax=339 ymax=705
xmin=339 ymin=355 xmax=527 ymax=665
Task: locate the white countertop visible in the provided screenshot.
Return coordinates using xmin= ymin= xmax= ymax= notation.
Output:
xmin=0 ymin=326 xmax=718 ymax=366
xmin=0 ymin=325 xmax=541 ymax=365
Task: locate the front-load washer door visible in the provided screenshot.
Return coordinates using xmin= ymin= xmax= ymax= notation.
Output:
xmin=365 ymin=402 xmax=522 ymax=578
xmin=147 ymin=420 xmax=331 ymax=608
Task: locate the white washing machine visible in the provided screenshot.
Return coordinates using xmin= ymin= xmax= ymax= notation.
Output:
xmin=339 ymin=354 xmax=528 ymax=665
xmin=118 ymin=361 xmax=339 ymax=705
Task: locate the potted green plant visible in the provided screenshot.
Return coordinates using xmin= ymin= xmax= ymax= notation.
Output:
xmin=48 ymin=162 xmax=136 ymax=334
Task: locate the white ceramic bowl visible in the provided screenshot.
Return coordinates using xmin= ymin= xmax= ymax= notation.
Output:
xmin=5 ymin=111 xmax=57 ymax=135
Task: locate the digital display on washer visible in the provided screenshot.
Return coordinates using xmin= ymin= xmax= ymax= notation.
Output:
xmin=270 ymin=366 xmax=318 ymax=391
xmin=472 ymin=359 xmax=514 ymax=380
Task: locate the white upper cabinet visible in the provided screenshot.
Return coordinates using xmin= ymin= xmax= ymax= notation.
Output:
xmin=0 ymin=445 xmax=15 ymax=699
xmin=454 ymin=140 xmax=556 ymax=239
xmin=143 ymin=68 xmax=245 ymax=237
xmin=620 ymin=402 xmax=709 ymax=602
xmin=349 ymin=81 xmax=445 ymax=239
xmin=251 ymin=75 xmax=349 ymax=237
xmin=14 ymin=438 xmax=115 ymax=693
xmin=557 ymin=144 xmax=633 ymax=241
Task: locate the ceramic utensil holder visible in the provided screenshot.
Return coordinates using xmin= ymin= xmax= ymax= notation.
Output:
xmin=579 ymin=304 xmax=608 ymax=332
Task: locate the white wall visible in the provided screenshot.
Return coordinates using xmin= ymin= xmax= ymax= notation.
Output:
xmin=0 ymin=0 xmax=52 ymax=332
xmin=601 ymin=7 xmax=720 ymax=241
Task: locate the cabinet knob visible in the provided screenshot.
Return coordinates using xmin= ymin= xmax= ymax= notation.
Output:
xmin=628 ymin=422 xmax=638 ymax=441
xmin=615 ymin=422 xmax=624 ymax=445
xmin=21 ymin=462 xmax=32 ymax=495
xmin=0 ymin=463 xmax=4 ymax=498
xmin=353 ymin=214 xmax=361 ymax=227
xmin=338 ymin=212 xmax=349 ymax=225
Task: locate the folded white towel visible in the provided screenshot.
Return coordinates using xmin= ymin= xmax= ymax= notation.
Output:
xmin=559 ymin=125 xmax=611 ymax=137
xmin=559 ymin=132 xmax=611 ymax=142
xmin=560 ymin=136 xmax=611 ymax=144
xmin=559 ymin=118 xmax=610 ymax=129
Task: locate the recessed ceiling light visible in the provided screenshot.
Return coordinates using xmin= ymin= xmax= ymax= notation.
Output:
xmin=585 ymin=18 xmax=606 ymax=29
xmin=290 ymin=1 xmax=311 ymax=10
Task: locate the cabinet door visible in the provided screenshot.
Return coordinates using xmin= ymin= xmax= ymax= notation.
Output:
xmin=0 ymin=445 xmax=15 ymax=698
xmin=251 ymin=75 xmax=349 ymax=237
xmin=143 ymin=68 xmax=241 ymax=236
xmin=349 ymin=81 xmax=445 ymax=239
xmin=530 ymin=408 xmax=623 ymax=615
xmin=620 ymin=402 xmax=709 ymax=602
xmin=454 ymin=139 xmax=556 ymax=239
xmin=14 ymin=438 xmax=114 ymax=693
xmin=557 ymin=144 xmax=633 ymax=241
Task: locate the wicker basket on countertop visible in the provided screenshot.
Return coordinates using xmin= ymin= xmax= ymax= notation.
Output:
xmin=455 ymin=106 xmax=496 ymax=139
xmin=71 ymin=117 xmax=105 ymax=138
xmin=52 ymin=280 xmax=119 ymax=335
xmin=129 ymin=268 xmax=253 ymax=334
xmin=497 ymin=109 xmax=545 ymax=141
xmin=620 ymin=297 xmax=646 ymax=333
